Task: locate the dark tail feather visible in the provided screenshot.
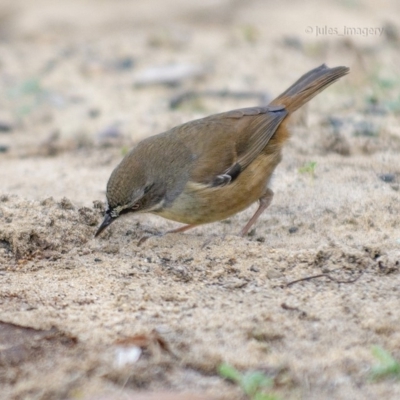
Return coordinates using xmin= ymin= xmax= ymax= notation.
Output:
xmin=269 ymin=64 xmax=349 ymax=113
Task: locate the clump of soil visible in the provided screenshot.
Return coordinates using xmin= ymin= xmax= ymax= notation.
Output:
xmin=0 ymin=196 xmax=101 ymax=261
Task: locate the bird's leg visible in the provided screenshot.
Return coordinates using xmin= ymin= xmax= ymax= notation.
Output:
xmin=137 ymin=232 xmax=162 ymax=246
xmin=166 ymin=224 xmax=198 ymax=234
xmin=138 ymin=224 xmax=197 ymax=245
xmin=240 ymin=188 xmax=274 ymax=237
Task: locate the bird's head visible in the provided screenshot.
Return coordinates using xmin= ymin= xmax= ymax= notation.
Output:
xmin=95 ymin=155 xmax=164 ymax=237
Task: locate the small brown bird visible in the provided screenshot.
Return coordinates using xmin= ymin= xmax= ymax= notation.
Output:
xmin=95 ymin=64 xmax=349 ymax=238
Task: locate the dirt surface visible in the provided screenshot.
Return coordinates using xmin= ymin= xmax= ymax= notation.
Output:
xmin=1 ymin=1 xmax=400 ymax=399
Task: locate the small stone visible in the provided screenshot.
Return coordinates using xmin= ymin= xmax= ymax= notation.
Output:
xmin=113 ymin=57 xmax=135 ymax=71
xmin=0 ymin=240 xmax=11 ymax=252
xmin=282 ymin=35 xmax=303 ymax=51
xmin=379 ymin=173 xmax=396 ymax=183
xmin=353 ymin=120 xmax=379 ymax=137
xmin=288 ymin=226 xmax=298 ymax=234
xmin=325 ymin=116 xmax=344 ymax=130
xmin=0 ymin=121 xmax=13 ymax=132
xmin=88 ymin=108 xmax=100 ymax=118
xmin=97 ymin=124 xmax=122 ymax=140
xmin=248 ymin=228 xmax=257 ymax=237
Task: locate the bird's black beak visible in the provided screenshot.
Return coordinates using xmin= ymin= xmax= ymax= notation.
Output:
xmin=95 ymin=212 xmax=116 ymax=237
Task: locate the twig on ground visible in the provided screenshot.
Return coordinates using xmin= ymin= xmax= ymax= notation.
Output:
xmin=286 ymin=271 xmax=363 ymax=287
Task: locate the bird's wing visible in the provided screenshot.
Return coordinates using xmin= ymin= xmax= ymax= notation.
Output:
xmin=223 ymin=105 xmax=287 ymax=176
xmin=182 ymin=106 xmax=288 ymax=186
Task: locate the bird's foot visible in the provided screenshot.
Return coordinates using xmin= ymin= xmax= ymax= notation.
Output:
xmin=137 ymin=224 xmax=198 ymax=246
xmin=137 ymin=232 xmax=164 ymax=246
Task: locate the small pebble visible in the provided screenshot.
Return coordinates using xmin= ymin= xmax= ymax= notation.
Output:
xmin=88 ymin=108 xmax=100 ymax=118
xmin=113 ymin=57 xmax=135 ymax=71
xmin=0 ymin=122 xmax=13 ymax=132
xmin=379 ymin=173 xmax=396 ymax=183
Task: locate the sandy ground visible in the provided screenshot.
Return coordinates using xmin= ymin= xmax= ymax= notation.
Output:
xmin=1 ymin=0 xmax=400 ymax=399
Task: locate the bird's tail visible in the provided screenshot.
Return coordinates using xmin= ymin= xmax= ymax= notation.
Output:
xmin=269 ymin=64 xmax=349 ymax=113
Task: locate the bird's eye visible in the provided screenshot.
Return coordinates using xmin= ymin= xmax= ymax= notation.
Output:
xmin=144 ymin=183 xmax=154 ymax=194
xmin=132 ymin=203 xmax=140 ymax=210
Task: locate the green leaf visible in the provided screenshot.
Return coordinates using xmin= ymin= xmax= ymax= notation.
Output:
xmin=370 ymin=346 xmax=400 ymax=380
xmin=20 ymin=78 xmax=42 ymax=95
xmin=372 ymin=346 xmax=395 ymax=364
xmin=254 ymin=393 xmax=280 ymax=400
xmin=121 ymin=145 xmax=129 ymax=156
xmin=241 ymin=371 xmax=273 ymax=396
xmin=298 ymin=161 xmax=317 ymax=175
xmin=218 ymin=363 xmax=242 ymax=383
